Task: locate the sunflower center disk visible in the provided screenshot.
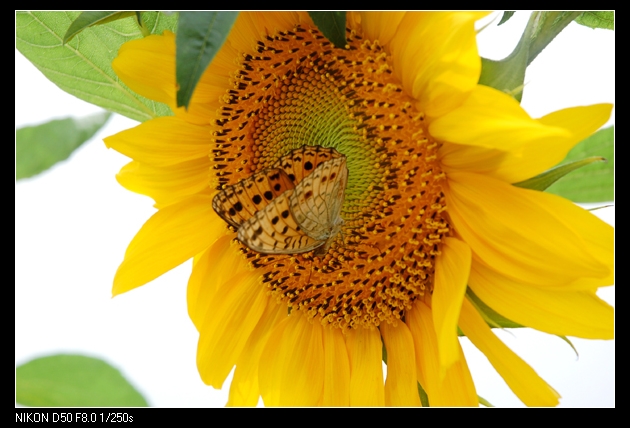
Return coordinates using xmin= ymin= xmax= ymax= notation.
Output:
xmin=212 ymin=25 xmax=450 ymax=329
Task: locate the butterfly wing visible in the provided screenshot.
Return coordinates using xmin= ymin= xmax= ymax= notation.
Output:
xmin=212 ymin=168 xmax=294 ymax=228
xmin=272 ymin=145 xmax=344 ymax=185
xmin=237 ymin=189 xmax=324 ymax=254
xmin=289 ymin=156 xmax=348 ymax=241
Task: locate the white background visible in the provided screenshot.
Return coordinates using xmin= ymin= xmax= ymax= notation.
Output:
xmin=16 ymin=12 xmax=614 ymax=407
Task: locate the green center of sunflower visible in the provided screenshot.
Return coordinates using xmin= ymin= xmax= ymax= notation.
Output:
xmin=211 ymin=24 xmax=451 ymax=329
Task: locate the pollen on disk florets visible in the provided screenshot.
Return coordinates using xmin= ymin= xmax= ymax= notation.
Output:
xmin=211 ymin=24 xmax=450 ymax=330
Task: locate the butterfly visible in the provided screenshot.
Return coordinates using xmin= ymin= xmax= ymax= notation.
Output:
xmin=212 ymin=146 xmax=348 ymax=255
xmin=212 ymin=168 xmax=294 ymax=229
xmin=270 ymin=145 xmax=344 ymax=185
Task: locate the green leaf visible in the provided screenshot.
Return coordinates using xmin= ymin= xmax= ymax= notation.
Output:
xmin=480 ymin=11 xmax=581 ymax=101
xmin=545 ymin=126 xmax=614 ymax=202
xmin=588 ymin=204 xmax=614 ymax=212
xmin=479 ymin=59 xmax=526 ymax=101
xmin=498 ymin=11 xmax=515 ymax=26
xmin=513 ymin=156 xmax=606 ymax=191
xmin=176 ymin=11 xmax=238 ymax=109
xmin=308 ymin=12 xmax=347 ymax=49
xmin=16 ymin=112 xmax=111 ymax=180
xmin=479 ymin=14 xmax=532 ymax=101
xmin=16 ymin=11 xmax=177 ymax=122
xmin=16 ymin=354 xmax=148 ymax=407
xmin=575 ymin=11 xmax=614 ymax=30
xmin=556 ymin=335 xmax=579 ymax=358
xmin=136 ymin=12 xmax=152 ymax=37
xmin=478 ymin=395 xmax=494 ymax=407
xmin=527 ymin=12 xmax=582 ymax=65
xmin=417 ymin=382 xmax=430 ymax=407
xmin=63 ymin=11 xmax=137 ymax=44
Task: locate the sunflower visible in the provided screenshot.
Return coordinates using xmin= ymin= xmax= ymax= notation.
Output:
xmin=105 ymin=12 xmax=614 ymax=406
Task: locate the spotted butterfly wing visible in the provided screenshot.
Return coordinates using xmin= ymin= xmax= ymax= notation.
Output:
xmin=212 ymin=168 xmax=294 ymax=228
xmin=272 ymin=145 xmax=343 ymax=185
xmin=237 ymin=189 xmax=323 ymax=254
xmin=212 ymin=146 xmax=340 ymax=228
xmin=237 ymin=155 xmax=348 ymax=255
xmin=289 ymin=156 xmax=347 ymax=243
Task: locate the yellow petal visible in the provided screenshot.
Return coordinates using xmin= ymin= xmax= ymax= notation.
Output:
xmin=322 ymin=328 xmax=351 ymax=406
xmin=112 ymin=30 xmax=224 ymax=125
xmin=197 ymin=270 xmax=268 ymax=389
xmin=439 ymin=143 xmax=517 ymax=181
xmin=187 ymin=234 xmax=244 ymax=330
xmin=495 ymin=104 xmax=612 ymax=183
xmin=432 ymin=85 xmax=568 ymax=149
xmin=389 ymin=12 xmax=485 ymax=119
xmin=469 ymin=261 xmax=614 ymax=339
xmin=446 ymin=171 xmax=611 ymax=288
xmin=359 ymin=12 xmax=406 ymax=47
xmin=104 ymin=117 xmax=211 ymax=167
xmin=259 ymin=315 xmax=324 ymax=406
xmin=538 ymin=104 xmax=613 ymax=146
xmin=432 ymin=237 xmax=471 ymax=369
xmin=116 ymin=158 xmax=210 ymax=207
xmin=346 ymin=327 xmax=385 ymax=406
xmin=113 ymin=195 xmax=224 ymax=295
xmin=381 ymin=322 xmax=421 ymax=406
xmin=224 ymin=12 xmax=310 ymax=55
xmin=253 ymin=12 xmax=312 ymax=40
xmin=459 ymin=298 xmax=560 ymax=406
xmin=525 ymin=193 xmax=614 ymax=287
xmin=112 ymin=31 xmax=177 ymax=106
xmin=434 ymin=86 xmax=612 ymax=182
xmin=407 ymin=301 xmax=478 ymax=406
xmin=346 ymin=11 xmax=362 ymax=30
xmin=227 ymin=299 xmax=287 ymax=406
